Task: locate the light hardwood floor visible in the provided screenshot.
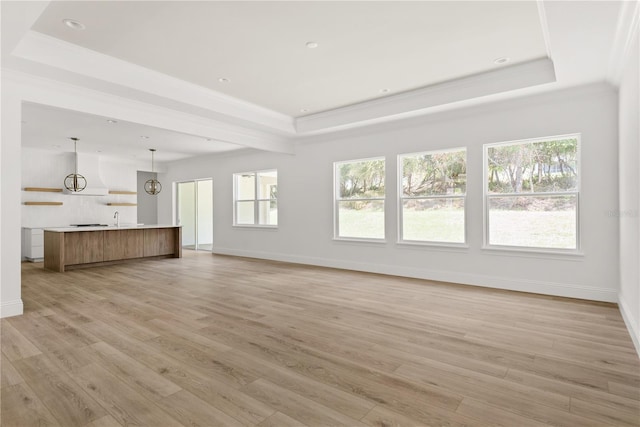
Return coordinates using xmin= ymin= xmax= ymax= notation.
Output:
xmin=2 ymin=251 xmax=639 ymax=426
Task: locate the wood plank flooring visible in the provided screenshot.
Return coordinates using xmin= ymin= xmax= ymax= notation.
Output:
xmin=2 ymin=251 xmax=639 ymax=426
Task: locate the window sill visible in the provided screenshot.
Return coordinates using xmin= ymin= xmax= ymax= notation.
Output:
xmin=482 ymin=245 xmax=584 ymax=260
xmin=333 ymin=237 xmax=386 ymax=245
xmin=396 ymin=241 xmax=469 ymax=251
xmin=232 ymin=225 xmax=278 ymax=230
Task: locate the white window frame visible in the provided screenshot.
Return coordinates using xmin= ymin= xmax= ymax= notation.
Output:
xmin=334 ymin=157 xmax=386 ymax=242
xmin=398 ymin=147 xmax=467 ymax=247
xmin=233 ymin=169 xmax=277 ymax=228
xmin=483 ymin=133 xmax=581 ymax=253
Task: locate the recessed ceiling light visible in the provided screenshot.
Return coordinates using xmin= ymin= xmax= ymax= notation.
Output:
xmin=306 ymin=42 xmax=318 ymax=49
xmin=62 ymin=19 xmax=86 ymax=30
xmin=494 ymin=57 xmax=510 ymax=65
xmin=107 ymin=119 xmax=117 ymax=124
xmin=218 ymin=78 xmax=230 ymax=83
xmin=380 ymin=88 xmax=390 ymax=93
xmin=140 ymin=136 xmax=149 ymax=139
xmin=300 ymin=109 xmax=308 ymax=113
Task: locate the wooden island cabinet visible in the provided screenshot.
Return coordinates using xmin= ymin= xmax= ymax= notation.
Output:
xmin=44 ymin=225 xmax=181 ymax=272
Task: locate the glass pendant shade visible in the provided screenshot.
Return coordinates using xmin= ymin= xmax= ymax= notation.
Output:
xmin=145 ymin=148 xmax=162 ymax=195
xmin=64 ymin=137 xmax=86 ymax=192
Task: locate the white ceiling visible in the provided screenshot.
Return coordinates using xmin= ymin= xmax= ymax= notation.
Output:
xmin=21 ymin=102 xmax=242 ymax=162
xmin=4 ymin=1 xmax=632 ymax=161
xmin=31 ymin=1 xmax=548 ymax=117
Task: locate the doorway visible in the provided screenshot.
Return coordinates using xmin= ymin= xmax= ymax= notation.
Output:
xmin=176 ymin=179 xmax=213 ymax=251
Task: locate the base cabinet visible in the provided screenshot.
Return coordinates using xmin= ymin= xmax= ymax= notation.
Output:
xmin=22 ymin=228 xmax=44 ymax=262
xmin=104 ymin=229 xmax=144 ymax=261
xmin=44 ymin=227 xmax=181 ymax=272
xmin=64 ymin=231 xmax=104 ymax=264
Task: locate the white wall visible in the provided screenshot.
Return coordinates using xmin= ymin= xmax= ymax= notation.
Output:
xmin=1 ymin=79 xmax=23 ymax=317
xmin=159 ymin=83 xmax=620 ymax=302
xmin=21 ymin=147 xmax=138 ymax=228
xmin=618 ymin=29 xmax=640 ymax=353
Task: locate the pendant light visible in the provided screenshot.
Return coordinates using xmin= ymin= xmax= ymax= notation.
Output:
xmin=144 ymin=148 xmax=162 ymax=195
xmin=64 ymin=137 xmax=87 ymax=192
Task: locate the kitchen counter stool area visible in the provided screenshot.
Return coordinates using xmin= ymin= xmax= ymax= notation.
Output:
xmin=44 ymin=225 xmax=182 ymax=272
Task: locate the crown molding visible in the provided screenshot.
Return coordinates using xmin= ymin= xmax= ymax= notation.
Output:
xmin=607 ymin=0 xmax=640 ymax=86
xmin=295 ymin=57 xmax=556 ymax=134
xmin=12 ymin=31 xmax=295 ymax=134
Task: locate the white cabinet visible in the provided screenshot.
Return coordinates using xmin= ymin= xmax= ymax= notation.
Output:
xmin=23 ymin=228 xmax=44 ymax=262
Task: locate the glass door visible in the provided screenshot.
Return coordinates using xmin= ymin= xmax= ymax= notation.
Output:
xmin=176 ymin=179 xmax=213 ymax=251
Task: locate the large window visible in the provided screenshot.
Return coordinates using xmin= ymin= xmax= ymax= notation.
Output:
xmin=399 ymin=148 xmax=466 ymax=244
xmin=485 ymin=135 xmax=579 ymax=250
xmin=335 ymin=158 xmax=385 ymax=240
xmin=233 ymin=170 xmax=277 ymax=226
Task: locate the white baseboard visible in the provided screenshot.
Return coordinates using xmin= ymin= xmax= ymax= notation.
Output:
xmin=0 ymin=299 xmax=24 ymax=318
xmin=212 ymin=247 xmax=618 ymax=302
xmin=618 ymin=295 xmax=640 ymax=358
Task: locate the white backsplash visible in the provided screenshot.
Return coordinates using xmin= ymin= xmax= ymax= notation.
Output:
xmin=22 ymin=147 xmax=139 ymax=228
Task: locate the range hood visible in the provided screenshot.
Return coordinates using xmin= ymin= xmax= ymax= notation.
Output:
xmin=63 ymin=152 xmax=108 ymax=196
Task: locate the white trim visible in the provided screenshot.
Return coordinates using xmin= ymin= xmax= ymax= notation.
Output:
xmin=13 ymin=31 xmax=295 ymax=134
xmin=536 ymin=0 xmax=554 ymax=60
xmin=334 ymin=157 xmax=386 ymax=240
xmin=481 ymin=246 xmax=584 ymax=260
xmin=233 ymin=169 xmax=278 ymax=227
xmin=396 ymin=241 xmax=469 ymax=251
xmin=0 ymin=299 xmax=24 ymax=318
xmin=211 ymin=248 xmax=618 ymax=303
xmin=332 ymin=237 xmax=386 ymax=245
xmin=483 ymin=133 xmax=581 ymax=252
xmin=232 ymin=225 xmax=278 ymax=231
xmin=296 ymin=58 xmax=556 ymax=134
xmin=618 ymin=295 xmax=640 ymax=358
xmin=3 ymin=68 xmax=295 ymax=154
xmin=607 ymin=0 xmax=640 ymax=86
xmin=397 ymin=148 xmax=467 ymax=245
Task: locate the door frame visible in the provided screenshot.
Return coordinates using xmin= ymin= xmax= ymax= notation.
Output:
xmin=175 ymin=178 xmax=213 ymax=251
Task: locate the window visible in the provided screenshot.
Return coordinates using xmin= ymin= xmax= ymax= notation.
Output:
xmin=233 ymin=170 xmax=277 ymax=226
xmin=399 ymin=148 xmax=466 ymax=244
xmin=334 ymin=158 xmax=385 ymax=240
xmin=485 ymin=135 xmax=579 ymax=250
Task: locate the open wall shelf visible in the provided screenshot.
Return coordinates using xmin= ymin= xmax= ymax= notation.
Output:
xmin=109 ymin=190 xmax=137 ymax=195
xmin=24 ymin=202 xmax=63 ymax=206
xmin=24 ymin=187 xmax=63 ymax=193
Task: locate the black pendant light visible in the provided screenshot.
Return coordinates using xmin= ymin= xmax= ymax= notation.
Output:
xmin=144 ymin=148 xmax=162 ymax=195
xmin=64 ymin=137 xmax=87 ymax=192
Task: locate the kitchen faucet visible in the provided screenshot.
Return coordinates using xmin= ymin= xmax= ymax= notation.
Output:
xmin=113 ymin=211 xmax=119 ymax=227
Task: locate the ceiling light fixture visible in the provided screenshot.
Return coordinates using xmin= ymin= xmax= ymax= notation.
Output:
xmin=144 ymin=149 xmax=162 ymax=195
xmin=218 ymin=78 xmax=230 ymax=83
xmin=380 ymin=88 xmax=390 ymax=93
xmin=494 ymin=57 xmax=510 ymax=65
xmin=306 ymin=42 xmax=318 ymax=49
xmin=140 ymin=135 xmax=149 ymax=139
xmin=62 ymin=19 xmax=86 ymax=30
xmin=107 ymin=119 xmax=117 ymax=124
xmin=300 ymin=108 xmax=309 ymax=113
xmin=64 ymin=137 xmax=87 ymax=192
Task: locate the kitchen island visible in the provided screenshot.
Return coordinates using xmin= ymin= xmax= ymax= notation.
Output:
xmin=44 ymin=225 xmax=182 ymax=272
